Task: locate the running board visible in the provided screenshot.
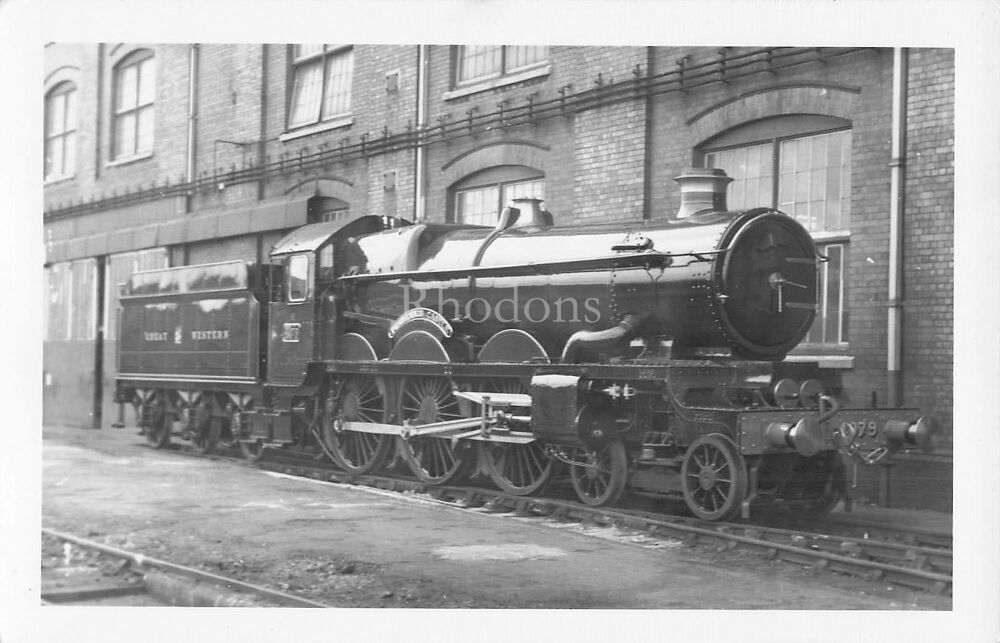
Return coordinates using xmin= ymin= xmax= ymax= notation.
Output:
xmin=453 ymin=391 xmax=532 ymax=407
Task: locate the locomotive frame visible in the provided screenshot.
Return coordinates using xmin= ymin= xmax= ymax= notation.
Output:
xmin=116 ymin=172 xmax=937 ymax=522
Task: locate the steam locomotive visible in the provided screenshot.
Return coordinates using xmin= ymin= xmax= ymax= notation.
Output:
xmin=116 ymin=169 xmax=937 ymax=521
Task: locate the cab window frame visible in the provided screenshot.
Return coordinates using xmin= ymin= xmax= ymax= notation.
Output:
xmin=285 ymin=253 xmax=312 ymax=303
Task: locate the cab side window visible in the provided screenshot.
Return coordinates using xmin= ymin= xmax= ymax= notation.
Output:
xmin=317 ymin=244 xmax=336 ymax=281
xmin=286 ymin=254 xmax=310 ymax=302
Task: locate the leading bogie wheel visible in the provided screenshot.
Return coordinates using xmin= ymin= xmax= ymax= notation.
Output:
xmin=396 ymin=376 xmax=470 ymax=485
xmin=474 ymin=378 xmax=553 ymax=496
xmin=802 ymin=453 xmax=846 ymax=515
xmin=681 ymin=434 xmax=748 ymax=521
xmin=321 ymin=375 xmax=393 ymax=474
xmin=239 ymin=437 xmax=265 ymax=462
xmin=568 ymin=439 xmax=628 ymax=507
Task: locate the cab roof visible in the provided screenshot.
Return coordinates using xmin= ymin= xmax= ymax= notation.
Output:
xmin=269 ymin=214 xmax=412 ymax=258
xmin=270 ymin=221 xmax=345 ymax=256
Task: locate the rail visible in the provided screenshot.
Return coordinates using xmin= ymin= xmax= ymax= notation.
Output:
xmin=42 ymin=528 xmax=331 ymax=607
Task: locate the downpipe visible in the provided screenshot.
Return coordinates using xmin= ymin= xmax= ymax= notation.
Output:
xmin=887 ymin=47 xmax=908 ymax=407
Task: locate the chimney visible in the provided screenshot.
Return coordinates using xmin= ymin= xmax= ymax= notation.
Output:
xmin=674 ymin=168 xmax=733 ymax=219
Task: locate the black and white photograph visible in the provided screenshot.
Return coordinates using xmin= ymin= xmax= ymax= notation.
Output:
xmin=2 ymin=0 xmax=998 ymax=641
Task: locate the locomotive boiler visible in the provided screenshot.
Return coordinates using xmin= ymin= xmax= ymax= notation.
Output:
xmin=116 ymin=169 xmax=938 ymax=521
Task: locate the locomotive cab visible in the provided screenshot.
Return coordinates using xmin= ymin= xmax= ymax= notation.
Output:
xmin=266 ymin=250 xmax=317 ymax=385
xmin=265 ymin=215 xmax=408 ymax=385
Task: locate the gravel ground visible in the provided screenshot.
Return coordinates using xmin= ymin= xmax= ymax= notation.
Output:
xmin=38 ymin=425 xmax=951 ymax=612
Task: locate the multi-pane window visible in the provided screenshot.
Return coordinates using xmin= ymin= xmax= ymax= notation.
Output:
xmin=455 ymin=175 xmax=545 ymax=226
xmin=702 ymin=123 xmax=852 ymax=345
xmin=806 ymin=243 xmax=846 ymax=344
xmin=113 ymin=50 xmax=156 ymax=159
xmin=309 ymin=196 xmax=350 ymax=224
xmin=777 ymin=131 xmax=852 ymax=233
xmin=702 ymin=142 xmax=772 ymax=213
xmin=457 ymin=45 xmax=548 ymax=84
xmin=704 ymin=129 xmax=851 ymax=234
xmin=44 ymin=82 xmax=77 ymax=179
xmin=45 ymin=259 xmax=98 ymax=341
xmin=288 ymin=45 xmax=353 ymax=128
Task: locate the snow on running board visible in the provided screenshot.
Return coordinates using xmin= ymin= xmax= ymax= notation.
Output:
xmin=432 ymin=544 xmax=567 ymax=561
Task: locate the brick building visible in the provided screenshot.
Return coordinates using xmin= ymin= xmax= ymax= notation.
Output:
xmin=42 ymin=44 xmax=954 ymax=510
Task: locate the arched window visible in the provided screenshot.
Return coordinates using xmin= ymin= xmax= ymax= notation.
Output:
xmin=308 ymin=196 xmax=350 ymax=224
xmin=44 ymin=82 xmax=77 ymax=179
xmin=288 ymin=45 xmax=354 ymax=129
xmin=113 ymin=50 xmax=156 ymax=159
xmin=698 ymin=115 xmax=851 ymax=345
xmin=450 ymin=165 xmax=545 ymax=226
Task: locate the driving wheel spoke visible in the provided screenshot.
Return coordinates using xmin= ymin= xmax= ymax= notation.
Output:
xmin=397 ymin=376 xmax=468 ymax=485
xmin=322 ymin=376 xmax=391 ymax=475
xmin=475 ymin=378 xmax=554 ymax=496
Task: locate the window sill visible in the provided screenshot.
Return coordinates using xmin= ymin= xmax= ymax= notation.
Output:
xmin=783 ymin=353 xmax=854 ymax=369
xmin=279 ymin=115 xmax=354 ymax=142
xmin=107 ymin=151 xmax=154 ymax=168
xmin=444 ymin=64 xmax=551 ymax=101
xmin=811 ymin=230 xmax=851 ymax=243
xmin=44 ymin=174 xmax=76 ymax=186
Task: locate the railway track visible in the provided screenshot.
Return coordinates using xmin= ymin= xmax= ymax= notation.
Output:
xmin=161 ymin=440 xmax=953 ymax=596
xmin=42 ymin=528 xmax=331 ymax=607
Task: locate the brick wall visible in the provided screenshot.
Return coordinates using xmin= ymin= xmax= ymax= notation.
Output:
xmin=42 ymin=45 xmax=954 ymax=507
xmin=422 ymin=45 xmax=646 ymax=223
xmin=645 ymin=48 xmax=912 ymax=411
xmin=572 ymin=101 xmax=647 ymax=224
xmin=902 ymin=48 xmax=955 ymax=445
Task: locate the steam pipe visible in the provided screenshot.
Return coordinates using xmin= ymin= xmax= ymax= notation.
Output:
xmin=561 ymin=314 xmax=640 ymax=364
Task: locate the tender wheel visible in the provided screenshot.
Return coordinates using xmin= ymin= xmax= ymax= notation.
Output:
xmin=229 ymin=404 xmax=264 ymax=462
xmin=321 ymin=376 xmax=392 ymax=474
xmin=191 ymin=400 xmax=221 ymax=455
xmin=568 ymin=439 xmax=627 ymax=507
xmin=475 ymin=378 xmax=553 ymax=496
xmin=144 ymin=394 xmax=171 ymax=449
xmin=218 ymin=410 xmax=239 ymax=450
xmin=681 ymin=434 xmax=748 ymax=521
xmin=397 ymin=376 xmax=469 ymax=485
xmin=193 ymin=415 xmax=221 ymax=455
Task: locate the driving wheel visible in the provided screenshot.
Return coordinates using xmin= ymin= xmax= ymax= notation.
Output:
xmin=396 ymin=376 xmax=470 ymax=485
xmin=322 ymin=375 xmax=393 ymax=474
xmin=475 ymin=378 xmax=553 ymax=496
